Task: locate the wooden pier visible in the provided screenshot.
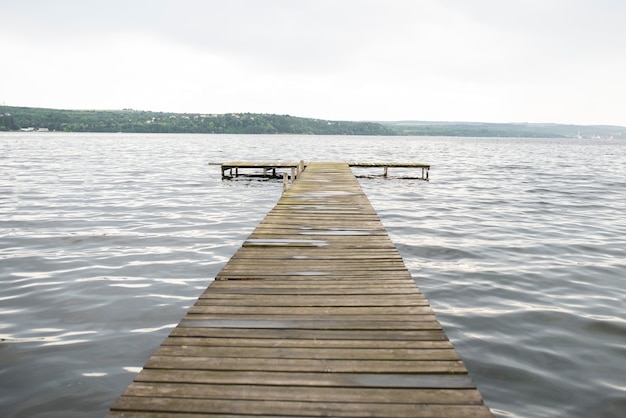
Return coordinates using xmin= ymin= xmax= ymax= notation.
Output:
xmin=213 ymin=161 xmax=304 ymax=180
xmin=211 ymin=161 xmax=430 ymax=181
xmin=108 ymin=162 xmax=491 ymax=417
xmin=348 ymin=162 xmax=430 ymax=180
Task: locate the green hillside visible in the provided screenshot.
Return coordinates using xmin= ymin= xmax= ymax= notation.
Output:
xmin=0 ymin=106 xmax=396 ymax=136
xmin=2 ymin=106 xmax=625 ymax=138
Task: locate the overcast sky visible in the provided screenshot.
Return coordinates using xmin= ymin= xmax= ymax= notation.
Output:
xmin=2 ymin=0 xmax=625 ymax=125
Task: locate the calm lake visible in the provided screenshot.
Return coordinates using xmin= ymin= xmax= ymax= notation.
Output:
xmin=1 ymin=132 xmax=625 ymax=417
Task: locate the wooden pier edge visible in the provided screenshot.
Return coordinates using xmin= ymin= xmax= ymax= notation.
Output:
xmin=109 ymin=162 xmax=491 ymax=418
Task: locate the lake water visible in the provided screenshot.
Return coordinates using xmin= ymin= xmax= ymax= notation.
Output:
xmin=1 ymin=132 xmax=625 ymax=417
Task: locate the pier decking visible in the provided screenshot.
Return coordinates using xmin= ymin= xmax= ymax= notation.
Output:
xmin=108 ymin=162 xmax=491 ymax=417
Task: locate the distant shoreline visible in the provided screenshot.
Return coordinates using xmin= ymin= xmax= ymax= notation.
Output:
xmin=2 ymin=105 xmax=625 ymax=138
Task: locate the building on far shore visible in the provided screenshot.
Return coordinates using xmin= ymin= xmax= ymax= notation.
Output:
xmin=19 ymin=127 xmax=49 ymax=132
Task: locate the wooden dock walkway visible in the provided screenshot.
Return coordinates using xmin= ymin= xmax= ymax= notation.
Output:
xmin=108 ymin=162 xmax=491 ymax=417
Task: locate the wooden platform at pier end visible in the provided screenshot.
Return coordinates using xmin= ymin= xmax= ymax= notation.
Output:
xmin=211 ymin=161 xmax=431 ymax=180
xmin=108 ymin=162 xmax=491 ymax=417
xmin=215 ymin=161 xmax=302 ymax=179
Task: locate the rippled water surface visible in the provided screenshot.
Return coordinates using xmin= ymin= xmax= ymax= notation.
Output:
xmin=1 ymin=133 xmax=625 ymax=417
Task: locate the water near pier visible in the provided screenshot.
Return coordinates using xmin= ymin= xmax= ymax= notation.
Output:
xmin=1 ymin=133 xmax=625 ymax=417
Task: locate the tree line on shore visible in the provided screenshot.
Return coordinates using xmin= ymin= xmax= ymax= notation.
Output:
xmin=0 ymin=106 xmax=395 ymax=135
xmin=2 ymin=105 xmax=624 ymax=138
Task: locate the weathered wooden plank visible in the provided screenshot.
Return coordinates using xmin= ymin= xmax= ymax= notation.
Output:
xmin=229 ymin=253 xmax=402 ymax=260
xmin=206 ymin=284 xmax=420 ymax=291
xmin=111 ymin=397 xmax=490 ymax=418
xmin=214 ymin=273 xmax=413 ymax=280
xmin=133 ymin=369 xmax=474 ymax=388
xmin=178 ymin=318 xmax=443 ymax=331
xmin=241 ymin=240 xmax=397 ymax=249
xmin=214 ymin=274 xmax=416 ymax=281
xmin=263 ymin=214 xmax=382 ymax=220
xmin=218 ymin=264 xmax=410 ymax=272
xmin=218 ymin=263 xmax=408 ymax=271
xmin=123 ymin=382 xmax=482 ymax=404
xmin=250 ymin=229 xmax=390 ymax=237
xmin=153 ymin=345 xmax=460 ymax=360
xmin=255 ymin=219 xmax=387 ymax=227
xmin=160 ymin=336 xmax=453 ymax=349
xmin=229 ymin=252 xmax=405 ymax=260
xmin=145 ymin=356 xmax=466 ymax=374
xmin=168 ymin=327 xmax=449 ymax=341
xmin=210 ymin=278 xmax=413 ymax=284
xmin=220 ymin=160 xmax=300 ymax=168
xmin=207 ymin=283 xmax=418 ymax=290
xmin=215 ymin=271 xmax=412 ymax=278
xmin=195 ymin=294 xmax=429 ymax=306
xmin=217 ymin=270 xmax=410 ymax=276
xmin=222 ymin=257 xmax=404 ymax=264
xmin=188 ymin=305 xmax=434 ymax=315
xmin=215 ymin=271 xmax=414 ymax=278
xmin=348 ymin=162 xmax=431 ymax=168
xmin=184 ymin=314 xmax=440 ymax=323
xmin=205 ymin=284 xmax=421 ymax=293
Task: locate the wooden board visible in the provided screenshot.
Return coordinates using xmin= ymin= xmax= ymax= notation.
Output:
xmin=108 ymin=162 xmax=492 ymax=417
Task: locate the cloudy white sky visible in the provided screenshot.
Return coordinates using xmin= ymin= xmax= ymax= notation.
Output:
xmin=2 ymin=0 xmax=625 ymax=125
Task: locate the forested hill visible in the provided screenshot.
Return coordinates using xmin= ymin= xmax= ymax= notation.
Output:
xmin=2 ymin=105 xmax=625 ymax=138
xmin=379 ymin=120 xmax=626 ymax=139
xmin=0 ymin=106 xmax=396 ymax=135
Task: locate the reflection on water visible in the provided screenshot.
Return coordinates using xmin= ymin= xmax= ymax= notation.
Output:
xmin=1 ymin=133 xmax=626 ymax=417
